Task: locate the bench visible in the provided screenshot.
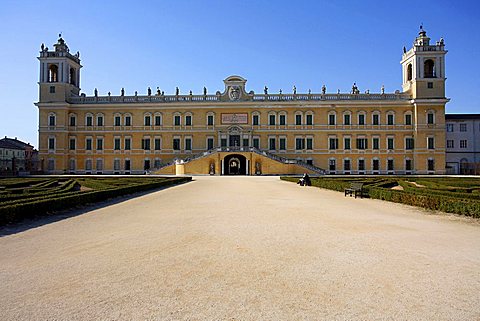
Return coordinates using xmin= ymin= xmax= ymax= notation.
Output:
xmin=344 ymin=182 xmax=364 ymax=199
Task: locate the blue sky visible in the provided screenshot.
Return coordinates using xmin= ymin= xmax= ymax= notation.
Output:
xmin=0 ymin=0 xmax=479 ymax=147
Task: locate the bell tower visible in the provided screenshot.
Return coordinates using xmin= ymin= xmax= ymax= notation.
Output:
xmin=38 ymin=35 xmax=82 ymax=102
xmin=401 ymin=26 xmax=447 ymax=99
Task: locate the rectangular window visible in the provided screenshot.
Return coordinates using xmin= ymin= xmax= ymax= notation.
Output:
xmin=387 ymin=138 xmax=394 ymax=150
xmin=144 ymin=116 xmax=151 ymax=126
xmin=358 ymin=159 xmax=365 ymax=171
xmin=269 ymin=114 xmax=276 ymax=126
xmin=173 ymin=138 xmax=180 ymax=150
xmin=115 ymin=116 xmax=121 ymax=126
xmin=405 ymin=114 xmax=412 ymax=125
xmin=279 ymin=114 xmax=286 ymax=125
xmin=124 ymin=160 xmax=131 ymax=171
xmin=97 ymin=138 xmax=103 ymax=150
xmin=329 ymin=159 xmax=336 ymax=171
xmin=185 ymin=138 xmax=192 ymax=150
xmin=49 ymin=86 xmax=55 ymax=93
xmin=207 ymin=138 xmax=214 ymax=150
xmin=253 ymin=115 xmax=259 ymax=126
xmin=243 ymin=138 xmax=249 ymax=147
xmin=446 ymin=124 xmax=454 ymax=132
xmin=306 ymin=138 xmax=313 ymax=150
xmin=124 ymin=138 xmax=131 ymax=150
xmin=329 ymin=114 xmax=335 ymax=125
xmin=387 ymin=159 xmax=394 ymax=171
xmin=174 ymin=115 xmax=181 ymax=126
xmin=329 ymin=138 xmax=338 ymax=150
xmin=428 ymin=159 xmax=435 ymax=171
xmin=110 ymin=138 xmax=119 ymax=151
xmin=86 ymin=138 xmax=92 ymax=151
xmin=358 ymin=114 xmax=365 ymax=125
xmin=86 ymin=116 xmax=93 ymax=126
xmin=405 ymin=159 xmax=412 ymax=171
xmin=85 ymin=159 xmax=92 ymax=171
xmin=427 ymin=113 xmax=434 ymax=124
xmin=373 ymin=114 xmax=379 ymax=125
xmin=269 ymin=138 xmax=276 ymax=150
xmin=69 ymin=139 xmax=75 ymax=150
xmin=306 ymin=114 xmax=313 ymax=125
xmin=373 ymin=159 xmax=380 ymax=171
xmin=70 ymin=116 xmax=76 ymax=126
xmin=114 ymin=159 xmax=121 ymax=171
xmin=428 ymin=137 xmax=435 ymax=150
xmin=142 ymin=138 xmax=151 ymax=150
xmin=96 ymin=159 xmax=103 ymax=171
xmin=460 ymin=140 xmax=467 ymax=148
xmin=207 ymin=115 xmax=214 ymax=126
xmin=144 ymin=160 xmax=150 ymax=170
xmin=387 ymin=114 xmax=394 ymax=125
xmin=253 ymin=138 xmax=260 ymax=149
xmin=97 ymin=116 xmax=103 ymax=126
xmin=221 ymin=138 xmax=227 ymax=147
xmin=344 ymin=114 xmax=351 ymax=125
xmin=356 ymin=138 xmax=368 ymax=150
xmin=155 ymin=115 xmax=161 ymax=126
xmin=344 ymin=159 xmax=351 ymax=171
xmin=447 ymin=140 xmax=454 ymax=148
xmin=373 ymin=137 xmax=379 ymax=150
xmin=295 ymin=138 xmax=305 ymax=150
xmin=49 ymin=115 xmax=55 ymax=126
xmin=344 ymin=137 xmax=351 ymax=150
xmin=48 ymin=138 xmax=55 ymax=150
xmin=279 ymin=138 xmax=286 ymax=150
xmin=154 ymin=138 xmax=161 ymax=150
xmin=185 ymin=115 xmax=192 ymax=126
xmin=295 ymin=114 xmax=302 ymax=125
xmin=125 ymin=116 xmax=131 ymax=126
xmin=460 ymin=123 xmax=467 ymax=132
xmin=154 ymin=159 xmax=161 ymax=168
xmin=405 ymin=138 xmax=414 ymax=150
xmin=427 ymin=82 xmax=433 ymax=89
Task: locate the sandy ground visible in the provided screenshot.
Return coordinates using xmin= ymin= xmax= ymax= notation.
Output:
xmin=0 ymin=176 xmax=479 ymax=321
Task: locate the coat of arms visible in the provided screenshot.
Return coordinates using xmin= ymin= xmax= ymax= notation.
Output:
xmin=228 ymin=86 xmax=241 ymax=101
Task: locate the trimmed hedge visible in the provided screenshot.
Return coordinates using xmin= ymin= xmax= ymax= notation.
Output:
xmin=281 ymin=176 xmax=480 ymax=218
xmin=0 ymin=177 xmax=191 ymax=225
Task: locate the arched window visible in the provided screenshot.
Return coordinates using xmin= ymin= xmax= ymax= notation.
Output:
xmin=407 ymin=64 xmax=413 ymax=81
xmin=48 ymin=65 xmax=58 ymax=82
xmin=69 ymin=68 xmax=76 ymax=86
xmin=424 ymin=59 xmax=435 ymax=78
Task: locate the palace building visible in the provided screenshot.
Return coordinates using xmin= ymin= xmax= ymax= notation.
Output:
xmin=36 ymin=28 xmax=448 ymax=175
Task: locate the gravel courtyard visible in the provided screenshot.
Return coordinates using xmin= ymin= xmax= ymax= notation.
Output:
xmin=0 ymin=176 xmax=479 ymax=320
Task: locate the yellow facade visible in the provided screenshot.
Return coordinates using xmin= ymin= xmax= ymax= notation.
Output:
xmin=36 ymin=30 xmax=448 ymax=175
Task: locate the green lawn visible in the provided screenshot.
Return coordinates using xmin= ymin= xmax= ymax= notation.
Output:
xmin=281 ymin=176 xmax=480 ymax=217
xmin=0 ymin=176 xmax=191 ymax=225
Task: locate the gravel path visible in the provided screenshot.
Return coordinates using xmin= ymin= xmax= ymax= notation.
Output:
xmin=0 ymin=176 xmax=479 ymax=320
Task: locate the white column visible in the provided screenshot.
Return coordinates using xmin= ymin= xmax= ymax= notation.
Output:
xmin=246 ymin=159 xmax=249 ymax=175
xmin=221 ymin=159 xmax=224 ymax=175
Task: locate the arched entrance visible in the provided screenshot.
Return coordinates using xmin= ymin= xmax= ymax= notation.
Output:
xmin=223 ymin=154 xmax=247 ymax=175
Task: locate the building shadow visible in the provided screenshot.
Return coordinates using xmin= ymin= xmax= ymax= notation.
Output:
xmin=0 ymin=179 xmax=193 ymax=237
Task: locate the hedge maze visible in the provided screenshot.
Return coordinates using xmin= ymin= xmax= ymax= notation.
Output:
xmin=0 ymin=176 xmax=191 ymax=225
xmin=282 ymin=176 xmax=480 ymax=217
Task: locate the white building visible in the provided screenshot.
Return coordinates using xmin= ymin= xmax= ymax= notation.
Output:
xmin=445 ymin=114 xmax=480 ymax=174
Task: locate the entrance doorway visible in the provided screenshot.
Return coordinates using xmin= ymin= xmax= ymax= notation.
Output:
xmin=223 ymin=154 xmax=247 ymax=175
xmin=229 ymin=135 xmax=241 ymax=148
